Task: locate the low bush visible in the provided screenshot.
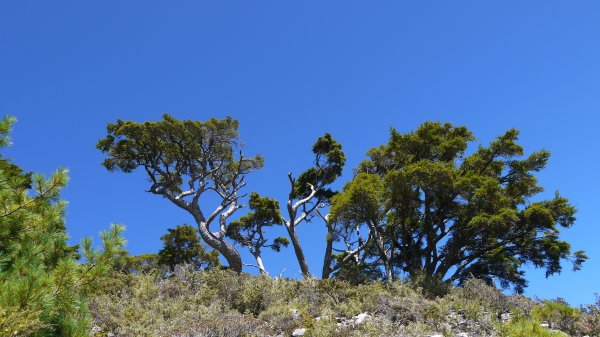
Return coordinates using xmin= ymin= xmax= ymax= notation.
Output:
xmin=575 ymin=294 xmax=600 ymax=336
xmin=88 ymin=270 xmax=599 ymax=337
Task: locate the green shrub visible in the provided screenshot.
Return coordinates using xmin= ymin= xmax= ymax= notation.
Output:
xmin=531 ymin=299 xmax=580 ymax=334
xmin=498 ymin=317 xmax=568 ymax=337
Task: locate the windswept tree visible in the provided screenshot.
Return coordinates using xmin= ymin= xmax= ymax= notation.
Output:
xmin=97 ymin=115 xmax=263 ymax=272
xmin=158 ymin=224 xmax=220 ymax=271
xmin=282 ymin=133 xmax=345 ymax=278
xmin=331 ymin=121 xmax=587 ymax=291
xmin=227 ymin=192 xmax=289 ymax=276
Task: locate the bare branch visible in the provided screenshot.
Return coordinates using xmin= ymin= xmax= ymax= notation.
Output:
xmin=315 ymin=205 xmax=329 ymax=222
xmin=287 ymin=172 xmax=295 ymax=203
xmin=162 ymin=190 xmax=193 ymax=212
xmin=330 ymin=231 xmax=373 ymax=274
xmin=292 ymin=183 xmax=317 ymax=211
xmin=243 ymin=263 xmax=261 ymax=270
xmin=205 ymin=204 xmax=225 ymax=228
xmin=218 ymin=197 xmax=243 ymax=237
xmin=175 ymin=189 xmax=195 ymax=200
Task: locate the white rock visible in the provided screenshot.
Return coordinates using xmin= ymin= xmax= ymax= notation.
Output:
xmin=290 ymin=309 xmax=300 ymax=320
xmin=428 ymin=334 xmax=444 ymax=337
xmin=292 ymin=328 xmax=307 ymax=336
xmin=456 ymin=333 xmax=469 ymax=337
xmin=354 ymin=312 xmax=370 ymax=324
xmin=500 ymin=312 xmax=512 ymax=323
xmin=335 ymin=316 xmax=353 ymax=327
xmin=540 ymin=323 xmax=550 ymax=328
xmin=91 ymin=326 xmax=102 ymax=333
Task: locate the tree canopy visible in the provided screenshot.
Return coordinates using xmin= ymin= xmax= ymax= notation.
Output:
xmin=330 ymin=121 xmax=586 ymax=292
xmin=97 ymin=114 xmax=263 ymax=272
xmin=158 ymin=224 xmax=220 ymax=271
xmin=227 ymin=192 xmax=288 ymax=275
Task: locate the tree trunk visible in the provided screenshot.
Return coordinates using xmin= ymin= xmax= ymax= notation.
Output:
xmin=368 ymin=222 xmax=393 ymax=282
xmin=254 ymin=254 xmax=269 ymax=276
xmin=377 ymin=238 xmax=393 ymax=282
xmin=383 ymin=257 xmax=393 ymax=282
xmin=195 ymin=220 xmax=243 ymax=273
xmin=322 ymin=223 xmax=335 ymax=279
xmin=165 ymin=194 xmax=244 ymax=273
xmin=286 ymin=224 xmax=311 ymax=277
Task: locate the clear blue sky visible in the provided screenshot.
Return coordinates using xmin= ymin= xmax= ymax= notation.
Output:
xmin=1 ymin=1 xmax=598 ymax=306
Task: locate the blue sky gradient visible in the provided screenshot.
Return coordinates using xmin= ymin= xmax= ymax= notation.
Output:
xmin=1 ymin=1 xmax=598 ymax=305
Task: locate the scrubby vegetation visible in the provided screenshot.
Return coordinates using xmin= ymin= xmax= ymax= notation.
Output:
xmin=87 ymin=269 xmax=600 ymax=337
xmin=0 ymin=114 xmax=597 ymax=336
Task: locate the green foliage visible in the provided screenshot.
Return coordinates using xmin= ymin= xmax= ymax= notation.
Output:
xmin=227 ymin=192 xmax=288 ymax=265
xmin=329 ymin=250 xmax=382 ymax=285
xmin=330 ymin=173 xmax=385 ymax=225
xmin=0 ymin=116 xmax=15 ymax=148
xmin=330 ymin=121 xmax=586 ymax=291
xmin=294 ymin=133 xmax=346 ymax=201
xmin=97 ymin=114 xmax=263 ymax=180
xmin=0 ymin=117 xmax=126 ymax=337
xmin=498 ymin=318 xmax=569 ymax=337
xmin=95 ymin=113 xmax=264 ymax=208
xmin=157 ymin=224 xmax=220 ymax=271
xmin=408 ymin=271 xmax=451 ymax=298
xmin=531 ymin=299 xmax=580 ymax=334
xmin=119 ymin=253 xmax=159 ymax=274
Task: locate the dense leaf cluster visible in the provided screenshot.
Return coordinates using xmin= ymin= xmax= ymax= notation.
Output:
xmin=158 ymin=224 xmax=220 ymax=271
xmin=330 ymin=122 xmax=587 ymax=291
